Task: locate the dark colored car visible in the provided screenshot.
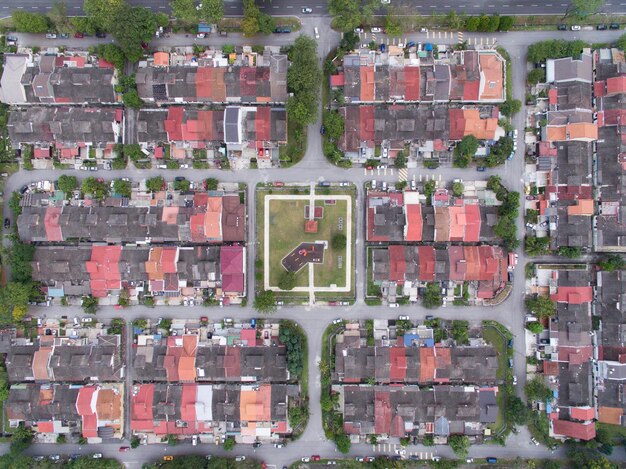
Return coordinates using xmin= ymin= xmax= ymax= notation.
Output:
xmin=19 ymin=184 xmax=28 ymax=195
xmin=380 ymin=43 xmax=386 ymax=52
xmin=174 ymin=176 xmax=186 ymax=182
xmin=487 ymin=458 xmax=498 ymax=464
xmin=610 ymin=23 xmax=621 ymax=29
xmin=95 ymin=32 xmax=107 ymax=38
xmin=477 ymin=166 xmax=486 ymax=172
xmin=74 ymin=32 xmax=84 ymax=38
xmin=4 ymin=218 xmax=10 ymax=229
xmin=557 ymin=24 xmax=567 ymax=30
xmin=320 ymin=124 xmax=326 ymax=135
xmin=406 ymin=41 xmax=416 ymax=48
xmin=273 ymin=27 xmax=291 ymax=33
xmin=597 ymin=24 xmax=608 ymax=30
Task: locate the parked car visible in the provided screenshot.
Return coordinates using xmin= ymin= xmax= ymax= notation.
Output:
xmin=354 ymin=28 xmax=364 ymax=33
xmin=302 ymin=457 xmax=310 ymax=462
xmin=46 ymin=33 xmax=57 ymax=39
xmin=371 ymin=27 xmax=382 ymax=33
xmin=192 ymin=435 xmax=198 ymax=446
xmin=273 ymin=181 xmax=284 ymax=187
xmin=4 ymin=218 xmax=10 ymax=229
xmin=557 ymin=24 xmax=567 ymax=30
xmin=49 ymin=455 xmax=61 ymax=461
xmin=333 ymin=318 xmax=343 ymax=324
xmin=320 ymin=124 xmax=326 ymax=134
xmin=610 ymin=23 xmax=621 ymax=29
xmin=274 ymin=443 xmax=284 ymax=448
xmin=95 ymin=32 xmax=107 ymax=38
xmin=398 ymin=315 xmax=409 ymax=320
xmin=406 ymin=41 xmax=416 ymax=48
xmin=92 ymin=454 xmax=103 ymax=459
xmin=513 ymin=375 xmax=518 ymax=385
xmin=301 ymin=7 xmax=312 ymax=13
xmin=388 ymin=303 xmax=399 ymax=308
xmin=273 ymin=28 xmax=291 ymax=33
xmin=74 ymin=32 xmax=84 ymax=38
xmin=6 ymin=36 xmax=17 ymax=45
xmin=380 ymin=43 xmax=386 ymax=52
xmin=119 ymin=447 xmax=130 ymax=452
xmin=487 ymin=458 xmax=498 ymax=464
xmin=163 ymin=456 xmax=174 ymax=461
xmin=319 ymin=181 xmax=331 ymax=187
xmin=571 ymin=25 xmax=581 ymax=31
xmin=196 ymin=33 xmax=206 ymax=38
xmin=476 ymin=166 xmax=486 ymax=172
xmin=235 ymin=456 xmax=246 ymax=462
xmin=530 ymin=437 xmax=540 ymax=446
xmin=597 ymin=24 xmax=608 ymax=30
xmin=311 ymin=455 xmax=321 ymax=461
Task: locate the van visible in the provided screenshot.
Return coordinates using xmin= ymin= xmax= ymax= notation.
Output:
xmin=314 ymin=27 xmax=319 ymax=39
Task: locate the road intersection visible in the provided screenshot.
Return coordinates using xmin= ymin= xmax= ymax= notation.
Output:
xmin=3 ymin=25 xmax=626 ymax=468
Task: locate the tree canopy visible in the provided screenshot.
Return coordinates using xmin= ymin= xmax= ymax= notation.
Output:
xmin=485 ymin=136 xmax=514 ymax=167
xmin=453 ymin=135 xmax=479 ymax=168
xmin=145 ymin=176 xmax=165 ymax=192
xmin=57 ymin=174 xmax=78 ymax=194
xmin=254 ymin=289 xmax=277 ymax=315
xmin=525 ymin=376 xmax=553 ymax=402
xmin=198 ymin=0 xmax=224 ymax=24
xmin=279 ymin=320 xmax=305 ymax=377
xmin=332 ymin=233 xmax=347 ymax=250
xmin=422 ymin=282 xmax=442 ymax=308
xmin=448 ymin=435 xmax=470 ymax=457
xmin=286 ymin=35 xmax=321 ymax=127
xmin=328 ymin=0 xmax=362 ymax=32
xmin=109 ymin=5 xmax=163 ymax=63
xmin=112 ymin=179 xmax=131 ymax=197
xmin=0 ymin=283 xmax=34 ymax=326
xmin=278 ymin=271 xmax=297 ymax=290
xmin=526 ymin=295 xmax=556 ymax=318
xmin=170 ymin=0 xmax=196 ymax=23
xmin=527 ymin=39 xmax=590 ymax=63
xmin=12 ymin=11 xmax=49 ymax=33
xmin=598 ymin=254 xmax=625 ymax=272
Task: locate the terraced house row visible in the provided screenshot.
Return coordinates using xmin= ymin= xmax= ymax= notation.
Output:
xmin=0 ymin=46 xmax=290 ymax=169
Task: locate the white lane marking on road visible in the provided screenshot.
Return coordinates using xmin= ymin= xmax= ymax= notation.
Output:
xmin=443 ymin=5 xmax=451 ymax=7
xmin=229 ymin=5 xmax=237 ymax=8
xmin=286 ymin=5 xmax=293 ymax=7
xmin=315 ymin=4 xmax=323 ymax=7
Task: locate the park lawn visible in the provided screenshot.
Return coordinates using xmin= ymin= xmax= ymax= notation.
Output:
xmin=267 ymin=198 xmax=311 ymax=287
xmin=312 ymin=200 xmax=348 ymax=288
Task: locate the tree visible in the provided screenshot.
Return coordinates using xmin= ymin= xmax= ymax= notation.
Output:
xmin=385 ymin=12 xmax=403 ymax=37
xmin=82 ymin=295 xmax=99 ymax=315
xmin=122 ymin=89 xmax=143 ymax=109
xmin=423 ymin=180 xmax=437 ymax=198
xmin=286 ymin=35 xmax=321 ymax=127
xmin=203 ymin=178 xmax=219 ymax=190
xmin=525 ymin=376 xmax=553 ymax=402
xmin=422 ymin=282 xmax=442 ymax=308
xmin=56 ymin=434 xmax=67 ymax=444
xmin=499 ymin=15 xmax=514 ymax=31
xmin=598 ymin=254 xmax=625 ymax=272
xmin=335 ymin=431 xmax=351 ymax=453
xmin=526 ymin=295 xmax=556 ymax=318
xmin=7 ymin=242 xmax=35 ymax=284
xmin=199 ymin=0 xmax=224 ymax=24
xmin=257 ymin=12 xmax=275 ymax=35
xmin=527 ymin=39 xmax=590 ymax=63
xmin=170 ymin=0 xmax=196 ymax=23
xmin=9 ymin=192 xmax=22 ymax=217
xmin=47 ymin=1 xmax=73 ymax=33
xmin=109 ymin=5 xmax=159 ymax=62
xmin=0 ymin=282 xmax=34 ymax=325
xmin=446 ymin=10 xmax=465 ymax=30
xmin=453 ymin=135 xmax=479 ymax=168
xmin=567 ymin=0 xmax=604 ymax=19
xmin=332 ymin=233 xmax=347 ymax=250
xmin=12 ymin=305 xmax=27 ymax=322
xmin=328 ymin=0 xmax=362 ymax=32
xmin=485 ymin=136 xmax=514 ymax=167
xmin=71 ymin=16 xmax=99 ymax=35
xmin=131 ymin=435 xmax=141 ymax=448
xmin=465 ymin=16 xmax=480 ymax=32
xmin=452 ymin=181 xmax=464 ymax=197
xmin=323 ymin=111 xmax=345 ymax=141
xmin=145 ymin=176 xmax=165 ymax=192
xmin=82 ymin=177 xmax=108 ymax=200
xmin=223 ymin=436 xmax=236 ymax=451
xmin=112 ymin=179 xmax=131 ymax=197
xmin=504 ymin=395 xmax=529 ymax=426
xmin=10 ymin=424 xmax=34 ymax=453
xmin=173 ymin=179 xmax=190 ymax=191
xmin=395 ymin=150 xmax=406 ymax=169
xmin=527 ymin=321 xmax=544 ymax=334
xmin=525 ymin=236 xmax=550 ymax=256
xmin=83 ymin=0 xmax=125 ymax=31
xmin=448 ymin=435 xmax=470 ymax=457
xmin=558 ymin=246 xmax=582 ymax=259
xmin=12 ymin=11 xmax=49 ymax=33
xmin=528 ymin=68 xmax=546 ymax=85
xmin=95 ymin=43 xmax=126 ymax=70
xmin=278 ymin=271 xmax=297 ymax=290
xmin=254 ymin=290 xmax=277 ymax=315
xmin=501 ymin=99 xmax=522 ymax=117
xmin=57 ymin=175 xmax=78 ymax=194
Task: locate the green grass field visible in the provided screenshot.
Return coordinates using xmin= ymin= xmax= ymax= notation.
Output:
xmin=266 ymin=198 xmax=348 ymax=288
xmin=256 ymin=186 xmax=356 ymax=299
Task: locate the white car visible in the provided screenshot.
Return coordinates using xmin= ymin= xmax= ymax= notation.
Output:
xmin=381 ymin=0 xmax=391 ymax=3
xmin=196 ymin=33 xmax=206 ymax=38
xmin=333 ymin=318 xmax=343 ymax=324
xmin=192 ymin=435 xmax=198 ymax=446
xmin=235 ymin=456 xmax=246 ymax=462
xmin=420 ymin=27 xmax=428 ymax=32
xmin=398 ymin=315 xmax=409 ymax=320
xmin=92 ymin=453 xmax=103 ymax=459
xmin=371 ymin=27 xmax=382 ymax=33
xmin=302 ymin=457 xmax=310 ymax=462
xmin=571 ymin=25 xmax=581 ymax=31
xmin=394 ymin=449 xmax=406 ymax=455
xmin=274 ymin=443 xmax=283 ymax=448
xmin=389 ymin=303 xmax=399 ymax=308
xmin=46 ymin=33 xmax=57 ymax=39
xmin=183 ymin=298 xmax=189 ymax=306
xmin=301 ymin=7 xmax=313 ymax=13
xmin=513 ymin=375 xmax=518 ymax=385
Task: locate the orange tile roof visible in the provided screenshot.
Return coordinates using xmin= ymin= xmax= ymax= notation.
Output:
xmin=598 ymin=406 xmax=623 ymax=425
xmin=32 ymin=346 xmax=52 ymax=381
xmin=360 ymin=66 xmax=375 ymax=102
xmin=478 ymin=53 xmax=504 ymax=101
xmin=178 ymin=356 xmax=197 ymax=382
xmin=153 ymin=52 xmax=169 ymax=66
xmin=240 ymin=384 xmax=272 ymax=422
xmin=462 ymin=109 xmax=498 ymax=140
xmin=567 ymin=199 xmax=594 ymax=216
xmin=95 ymin=388 xmax=122 ymax=421
xmin=548 ymin=123 xmax=598 ymax=142
xmin=204 ymin=197 xmax=223 ymax=241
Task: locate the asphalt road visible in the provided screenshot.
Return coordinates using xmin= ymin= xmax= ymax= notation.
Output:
xmin=3 ymin=26 xmax=625 ymax=469
xmin=4 ymin=0 xmax=626 ymax=18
